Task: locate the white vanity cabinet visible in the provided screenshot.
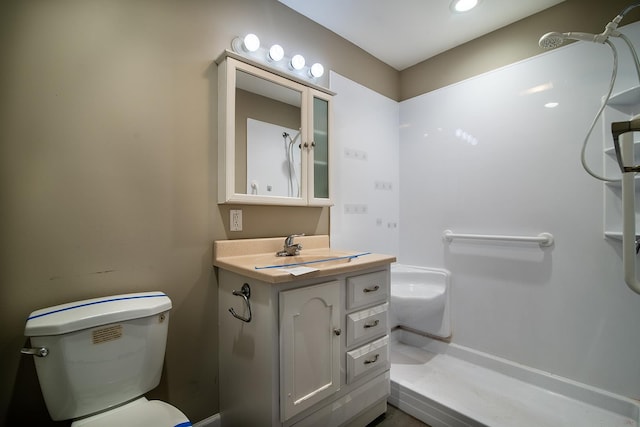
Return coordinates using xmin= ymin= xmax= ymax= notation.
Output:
xmin=217 ymin=266 xmax=391 ymax=427
xmin=217 ymin=51 xmax=333 ymax=206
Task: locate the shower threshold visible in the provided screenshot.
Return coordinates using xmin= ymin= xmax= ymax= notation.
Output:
xmin=389 ymin=330 xmax=639 ymax=427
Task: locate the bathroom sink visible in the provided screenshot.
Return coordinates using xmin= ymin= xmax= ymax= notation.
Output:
xmin=254 ymin=252 xmax=371 ymax=270
xmin=213 ymin=235 xmax=396 ymax=283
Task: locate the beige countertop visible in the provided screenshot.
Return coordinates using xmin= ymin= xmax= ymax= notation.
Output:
xmin=213 ymin=235 xmax=396 ymax=283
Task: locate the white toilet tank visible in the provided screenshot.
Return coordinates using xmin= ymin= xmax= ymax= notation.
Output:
xmin=24 ymin=291 xmax=173 ymax=421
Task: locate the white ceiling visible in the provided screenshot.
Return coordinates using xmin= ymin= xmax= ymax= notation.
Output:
xmin=278 ymin=0 xmax=565 ymax=70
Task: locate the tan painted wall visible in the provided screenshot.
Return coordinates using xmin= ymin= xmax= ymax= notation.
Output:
xmin=0 ymin=0 xmax=394 ymax=424
xmin=400 ymin=0 xmax=640 ymax=100
xmin=3 ymin=0 xmax=640 ymax=425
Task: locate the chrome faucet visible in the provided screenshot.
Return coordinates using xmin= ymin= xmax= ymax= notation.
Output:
xmin=277 ymin=234 xmax=304 ymax=257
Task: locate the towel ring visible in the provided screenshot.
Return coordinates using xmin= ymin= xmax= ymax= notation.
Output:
xmin=229 ymin=283 xmax=252 ymax=323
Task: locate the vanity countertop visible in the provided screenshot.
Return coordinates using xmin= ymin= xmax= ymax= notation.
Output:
xmin=213 ymin=235 xmax=396 ymax=283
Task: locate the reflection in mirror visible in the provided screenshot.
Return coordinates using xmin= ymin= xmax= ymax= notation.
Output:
xmin=235 ymin=69 xmax=302 ymax=197
xmin=247 ymin=119 xmax=301 ymax=197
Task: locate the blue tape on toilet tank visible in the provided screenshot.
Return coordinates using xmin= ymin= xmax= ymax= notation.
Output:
xmin=27 ymin=293 xmax=167 ymax=320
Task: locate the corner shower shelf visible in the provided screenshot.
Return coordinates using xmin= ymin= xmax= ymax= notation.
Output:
xmin=603 ymin=231 xmax=640 ymax=240
xmin=608 ymin=86 xmax=640 ymax=114
xmin=604 ymin=142 xmax=640 ymax=157
xmin=604 ymin=175 xmax=640 ymax=189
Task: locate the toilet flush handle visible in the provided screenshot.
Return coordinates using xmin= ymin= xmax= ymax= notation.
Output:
xmin=21 ymin=347 xmax=49 ymax=357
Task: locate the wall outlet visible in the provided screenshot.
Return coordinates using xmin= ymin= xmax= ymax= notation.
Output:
xmin=230 ymin=209 xmax=242 ymax=231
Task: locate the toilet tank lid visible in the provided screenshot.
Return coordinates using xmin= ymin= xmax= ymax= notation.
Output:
xmin=24 ymin=292 xmax=172 ymax=336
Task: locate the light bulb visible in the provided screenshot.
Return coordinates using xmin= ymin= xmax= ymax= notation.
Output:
xmin=290 ymin=54 xmax=305 ymax=70
xmin=243 ymin=33 xmax=260 ymax=52
xmin=309 ymin=63 xmax=324 ymax=78
xmin=269 ymin=44 xmax=284 ymax=62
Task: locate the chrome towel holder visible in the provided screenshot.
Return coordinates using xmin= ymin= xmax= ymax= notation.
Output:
xmin=229 ymin=283 xmax=252 ymax=322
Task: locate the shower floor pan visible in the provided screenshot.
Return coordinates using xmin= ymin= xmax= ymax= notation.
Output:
xmin=389 ymin=331 xmax=639 ymax=427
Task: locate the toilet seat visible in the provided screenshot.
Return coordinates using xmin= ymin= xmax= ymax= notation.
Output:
xmin=71 ymin=397 xmax=191 ymax=427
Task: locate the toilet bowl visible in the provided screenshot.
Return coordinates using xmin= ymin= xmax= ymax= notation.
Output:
xmin=71 ymin=397 xmax=191 ymax=427
xmin=22 ymin=291 xmax=191 ymax=427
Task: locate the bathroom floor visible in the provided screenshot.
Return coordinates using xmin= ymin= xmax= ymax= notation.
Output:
xmin=368 ymin=403 xmax=430 ymax=427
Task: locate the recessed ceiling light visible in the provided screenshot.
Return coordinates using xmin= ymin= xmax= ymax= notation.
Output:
xmin=451 ymin=0 xmax=479 ymax=13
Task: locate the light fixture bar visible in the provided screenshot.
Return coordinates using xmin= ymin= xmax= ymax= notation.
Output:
xmin=229 ymin=33 xmax=325 ymax=83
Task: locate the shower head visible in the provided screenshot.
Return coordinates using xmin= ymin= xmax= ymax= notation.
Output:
xmin=538 ymin=14 xmax=625 ymax=50
xmin=539 ymin=12 xmax=625 ymax=50
xmin=538 ymin=31 xmax=609 ymax=49
xmin=538 ymin=32 xmax=565 ymax=49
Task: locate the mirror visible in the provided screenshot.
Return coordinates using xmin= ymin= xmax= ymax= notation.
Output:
xmin=217 ymin=53 xmax=333 ymax=206
xmin=234 ymin=69 xmax=303 ymax=198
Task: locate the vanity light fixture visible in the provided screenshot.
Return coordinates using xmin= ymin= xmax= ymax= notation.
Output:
xmin=229 ymin=33 xmax=326 ymax=84
xmin=450 ymin=0 xmax=480 ymax=13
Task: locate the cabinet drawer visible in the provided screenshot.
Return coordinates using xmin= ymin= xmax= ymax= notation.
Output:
xmin=346 ymin=335 xmax=389 ymax=384
xmin=346 ymin=270 xmax=388 ymax=309
xmin=346 ymin=303 xmax=388 ymax=348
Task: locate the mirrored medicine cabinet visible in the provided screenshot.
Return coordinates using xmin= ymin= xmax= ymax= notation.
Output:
xmin=217 ymin=51 xmax=334 ymax=206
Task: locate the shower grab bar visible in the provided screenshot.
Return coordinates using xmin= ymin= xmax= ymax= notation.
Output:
xmin=442 ymin=230 xmax=554 ymax=247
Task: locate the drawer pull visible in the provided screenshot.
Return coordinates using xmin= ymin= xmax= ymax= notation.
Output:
xmin=363 ymin=319 xmax=380 ymax=329
xmin=334 ymin=328 xmax=342 ymax=336
xmin=362 ymin=285 xmax=380 ymax=293
xmin=364 ymin=354 xmax=379 ymax=365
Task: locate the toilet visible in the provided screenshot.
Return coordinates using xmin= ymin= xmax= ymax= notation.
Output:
xmin=22 ymin=291 xmax=191 ymax=427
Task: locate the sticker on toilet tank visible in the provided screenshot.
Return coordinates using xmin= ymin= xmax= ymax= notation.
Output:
xmin=92 ymin=324 xmax=123 ymax=344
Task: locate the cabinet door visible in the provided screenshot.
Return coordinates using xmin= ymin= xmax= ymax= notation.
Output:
xmin=307 ymin=89 xmax=332 ymax=206
xmin=280 ymin=280 xmax=341 ymax=421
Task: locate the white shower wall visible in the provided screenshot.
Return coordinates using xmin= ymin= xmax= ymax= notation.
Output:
xmin=331 ymin=23 xmax=640 ymax=400
xmin=329 ymin=72 xmax=400 ymax=256
xmin=399 ymin=23 xmax=640 ymax=399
